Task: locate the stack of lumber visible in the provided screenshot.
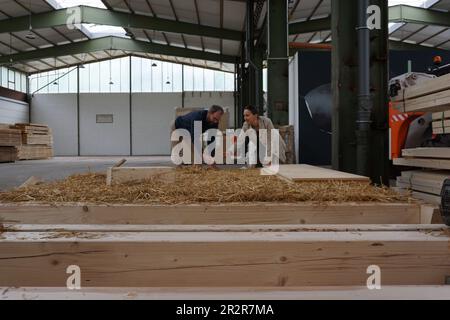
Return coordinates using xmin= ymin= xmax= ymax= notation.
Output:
xmin=0 ymin=123 xmax=21 ymax=163
xmin=391 ymin=72 xmax=450 ymax=113
xmin=175 ymin=107 xmax=229 ymax=132
xmin=396 ymin=170 xmax=449 ymax=205
xmin=12 ymin=123 xmax=53 ymax=160
xmin=432 ymin=111 xmax=450 ymax=135
xmin=394 ymin=148 xmax=450 ymax=170
xmin=393 ymin=148 xmax=450 ymax=205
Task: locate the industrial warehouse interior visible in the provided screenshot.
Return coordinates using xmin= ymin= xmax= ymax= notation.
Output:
xmin=1 ymin=0 xmax=450 ymax=304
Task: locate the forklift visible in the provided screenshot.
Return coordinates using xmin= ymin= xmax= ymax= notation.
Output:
xmin=389 ymin=56 xmax=450 ymax=226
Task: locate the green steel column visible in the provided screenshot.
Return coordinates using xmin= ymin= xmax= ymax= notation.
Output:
xmin=369 ymin=0 xmax=390 ymax=185
xmin=332 ymin=0 xmax=389 ymax=183
xmin=267 ymin=0 xmax=289 ymax=125
xmin=331 ymin=0 xmax=358 ymax=173
xmin=245 ymin=0 xmax=257 ymax=109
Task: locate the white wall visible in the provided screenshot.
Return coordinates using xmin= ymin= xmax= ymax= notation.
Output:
xmin=31 ymin=92 xmax=234 ymax=156
xmin=0 ymin=96 xmax=28 ymax=124
xmin=31 ymin=94 xmax=78 ymax=156
xmin=132 ymin=93 xmax=181 ymax=155
xmin=80 ymin=94 xmax=131 ymax=156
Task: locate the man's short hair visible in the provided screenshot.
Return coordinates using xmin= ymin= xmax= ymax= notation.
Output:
xmin=209 ymin=105 xmax=224 ymax=114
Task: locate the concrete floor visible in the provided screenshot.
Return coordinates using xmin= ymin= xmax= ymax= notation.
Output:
xmin=0 ymin=156 xmax=173 ymax=191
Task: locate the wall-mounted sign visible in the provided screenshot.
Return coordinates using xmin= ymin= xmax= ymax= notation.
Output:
xmin=96 ymin=114 xmax=113 ymax=123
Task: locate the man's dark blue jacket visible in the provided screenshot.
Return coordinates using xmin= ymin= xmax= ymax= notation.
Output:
xmin=174 ymin=110 xmax=219 ymax=143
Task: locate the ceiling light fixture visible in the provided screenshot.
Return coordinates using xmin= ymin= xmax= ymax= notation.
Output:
xmin=26 ymin=0 xmax=35 ymax=39
xmin=109 ymin=52 xmax=114 ymax=86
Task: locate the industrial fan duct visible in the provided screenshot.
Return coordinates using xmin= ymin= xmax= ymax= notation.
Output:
xmin=304 ymin=83 xmax=332 ymax=135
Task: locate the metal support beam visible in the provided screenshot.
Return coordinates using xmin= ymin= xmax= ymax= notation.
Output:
xmin=389 ymin=4 xmax=450 ymax=27
xmin=267 ymin=0 xmax=289 ymax=125
xmin=0 ymin=36 xmax=237 ymax=66
xmin=331 ymin=0 xmax=389 ymax=184
xmin=289 ymin=17 xmax=331 ymax=35
xmin=369 ymin=0 xmax=390 ymax=185
xmin=331 ymin=0 xmax=358 ymax=174
xmin=0 ymin=5 xmax=243 ymax=41
xmin=245 ymin=0 xmax=256 ymax=108
xmin=290 ymin=5 xmax=450 ymax=35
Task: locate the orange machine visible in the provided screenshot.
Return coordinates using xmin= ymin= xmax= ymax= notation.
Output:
xmin=389 ymin=101 xmax=425 ymax=159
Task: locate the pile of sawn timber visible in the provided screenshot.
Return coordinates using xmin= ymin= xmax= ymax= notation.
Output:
xmin=394 ymin=148 xmax=450 ymax=205
xmin=0 ymin=124 xmax=21 ymax=163
xmin=392 ymin=72 xmax=450 ymax=114
xmin=12 ymin=123 xmax=53 ymax=160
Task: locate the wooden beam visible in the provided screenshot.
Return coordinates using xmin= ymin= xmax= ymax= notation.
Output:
xmin=394 ymin=157 xmax=450 ymax=170
xmin=0 ymin=203 xmax=421 ymax=225
xmin=0 ymin=227 xmax=449 ymax=287
xmin=2 ymin=286 xmax=450 ymax=300
xmin=4 ymin=224 xmax=444 ymax=233
xmin=403 ymin=148 xmax=450 ymax=159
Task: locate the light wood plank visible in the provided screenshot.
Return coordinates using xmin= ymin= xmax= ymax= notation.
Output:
xmin=411 ymin=191 xmax=441 ymax=206
xmin=0 ymin=229 xmax=449 ymax=287
xmin=4 ymin=224 xmax=445 ymax=233
xmin=397 ymin=175 xmax=443 ymax=195
xmin=392 ymin=73 xmax=450 ymax=102
xmin=2 ymin=286 xmax=450 ymax=300
xmin=432 ymin=120 xmax=450 ymax=129
xmin=396 ymin=89 xmax=450 ymax=113
xmin=262 ymin=165 xmax=370 ymax=183
xmin=17 ymin=176 xmax=41 ymax=189
xmin=432 ymin=127 xmax=450 ymax=135
xmin=0 ymin=203 xmax=421 ymax=225
xmin=402 ymin=148 xmax=450 ymax=159
xmin=401 ymin=170 xmax=450 ymax=181
xmin=394 ymin=157 xmax=450 ymax=170
xmin=432 ymin=111 xmax=450 ymax=121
